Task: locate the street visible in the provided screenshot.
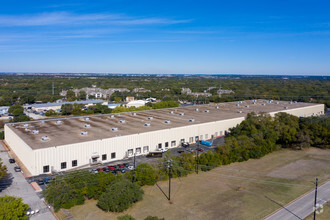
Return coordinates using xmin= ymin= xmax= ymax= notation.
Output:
xmin=265 ymin=180 xmax=330 ymax=220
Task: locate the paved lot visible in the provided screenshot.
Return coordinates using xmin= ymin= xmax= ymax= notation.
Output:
xmin=0 ymin=142 xmax=55 ymax=220
xmin=265 ymin=180 xmax=330 ymax=220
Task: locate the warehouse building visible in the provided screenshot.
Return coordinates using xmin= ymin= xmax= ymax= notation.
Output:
xmin=4 ymin=100 xmax=324 ymax=176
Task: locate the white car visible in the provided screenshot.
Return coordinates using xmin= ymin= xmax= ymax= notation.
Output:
xmin=159 ymin=148 xmax=168 ymax=153
xmin=127 ymin=165 xmax=134 ymax=170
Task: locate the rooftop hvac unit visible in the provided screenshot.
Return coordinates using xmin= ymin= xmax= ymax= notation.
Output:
xmin=289 ymin=101 xmax=293 ymax=104
xmin=56 ymin=120 xmax=62 ymax=125
xmin=275 ymin=101 xmax=279 ymax=104
xmin=110 ymin=115 xmax=115 ymax=119
xmin=132 ymin=112 xmax=136 ymax=116
xmin=253 ymin=102 xmax=257 ymax=104
xmin=205 ymin=110 xmax=209 ymax=113
xmin=195 ymin=108 xmax=199 ymax=111
xmin=236 ymin=104 xmax=240 ymax=107
xmin=85 ymin=118 xmax=90 ymax=121
xmin=84 ymin=124 xmax=91 ymax=128
xmin=81 ymin=131 xmax=88 ymax=136
xmin=32 ymin=130 xmax=39 ymax=134
xmin=215 ymin=106 xmax=219 ymax=109
xmin=237 ymin=110 xmax=243 ymax=113
xmin=169 ymin=111 xmax=174 ymax=114
xmin=24 ymin=124 xmax=29 ymax=128
xmin=144 ymin=123 xmax=151 ymax=127
xmin=165 ymin=120 xmax=170 ymax=124
xmin=294 ymin=101 xmax=297 ymax=103
xmin=284 ymin=106 xmax=289 ymax=109
xmin=189 ymin=119 xmax=195 ymax=122
xmin=25 ymin=128 xmax=29 ymax=132
xmin=245 ymin=105 xmax=249 ymax=108
xmin=238 ymin=101 xmax=243 ymax=104
xmin=261 ymin=103 xmax=266 ymax=106
xmin=179 ymin=112 xmax=184 ymax=116
xmin=41 ymin=136 xmax=49 ymax=141
xmin=112 ymin=127 xmax=118 ymax=131
xmin=120 ymin=119 xmax=125 ymax=123
xmin=148 ymin=116 xmax=153 ymax=120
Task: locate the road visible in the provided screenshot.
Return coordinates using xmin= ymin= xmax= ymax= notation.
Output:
xmin=265 ymin=180 xmax=330 ymax=220
xmin=0 ymin=142 xmax=55 ymax=220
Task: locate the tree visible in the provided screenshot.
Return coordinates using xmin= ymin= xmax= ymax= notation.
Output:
xmin=131 ymin=163 xmax=157 ymax=186
xmin=8 ymin=104 xmax=24 ymax=116
xmin=97 ymin=179 xmax=143 ymax=212
xmin=66 ymin=90 xmax=76 ymax=101
xmin=144 ymin=216 xmax=165 ymax=220
xmin=0 ymin=158 xmax=7 ymax=180
xmin=0 ymin=195 xmax=29 ymax=220
xmin=61 ymin=104 xmax=73 ymax=115
xmin=118 ymin=214 xmax=136 ymax=220
xmin=10 ymin=115 xmax=31 ymax=123
xmin=79 ymin=91 xmax=87 ymax=100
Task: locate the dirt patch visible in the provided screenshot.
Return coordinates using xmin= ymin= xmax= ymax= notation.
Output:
xmin=267 ymin=159 xmax=329 ymax=180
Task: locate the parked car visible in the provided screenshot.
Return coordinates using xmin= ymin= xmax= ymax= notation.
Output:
xmin=123 ymin=163 xmax=129 ymax=167
xmin=158 ymin=148 xmax=168 ymax=153
xmin=102 ymin=167 xmax=110 ymax=173
xmin=196 ymin=148 xmax=204 ymax=152
xmin=43 ymin=177 xmax=51 ymax=184
xmin=107 ymin=166 xmax=116 ymax=171
xmin=90 ymin=169 xmax=98 ymax=174
xmin=9 ymin=158 xmax=15 ymax=163
xmin=120 ymin=169 xmax=126 ymax=173
xmin=14 ymin=166 xmax=21 ymax=172
xmin=127 ymin=165 xmax=134 ymax=170
xmin=118 ymin=164 xmax=124 ymax=168
xmin=178 ymin=150 xmax=185 ymax=154
xmin=182 ymin=142 xmax=190 ymax=148
xmin=186 ymin=148 xmax=193 ymax=153
xmin=37 ymin=179 xmax=44 ymax=185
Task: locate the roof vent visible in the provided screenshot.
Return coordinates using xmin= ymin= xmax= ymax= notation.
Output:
xmin=144 ymin=123 xmax=151 ymax=127
xmin=238 ymin=101 xmax=243 ymax=104
xmin=25 ymin=128 xmax=29 ymax=132
xmin=56 ymin=120 xmax=62 ymax=125
xmin=85 ymin=118 xmax=90 ymax=121
xmin=261 ymin=103 xmax=266 ymax=106
xmin=32 ymin=130 xmax=39 ymax=134
xmin=179 ymin=112 xmax=184 ymax=116
xmin=84 ymin=124 xmax=91 ymax=128
xmin=170 ymin=111 xmax=174 ymax=114
xmin=189 ymin=119 xmax=195 ymax=122
xmin=132 ymin=112 xmax=136 ymax=116
xmin=205 ymin=110 xmax=209 ymax=113
xmin=148 ymin=116 xmax=153 ymax=120
xmin=110 ymin=115 xmax=115 ymax=119
xmin=284 ymin=106 xmax=289 ymax=109
xmin=41 ymin=136 xmax=49 ymax=141
xmin=81 ymin=131 xmax=88 ymax=136
xmin=112 ymin=127 xmax=118 ymax=131
xmin=275 ymin=101 xmax=279 ymax=104
xmin=245 ymin=105 xmax=249 ymax=108
xmin=215 ymin=106 xmax=219 ymax=109
xmin=24 ymin=124 xmax=29 ymax=128
xmin=289 ymin=101 xmax=293 ymax=104
xmin=195 ymin=108 xmax=199 ymax=111
xmin=294 ymin=101 xmax=297 ymax=103
xmin=253 ymin=102 xmax=257 ymax=104
xmin=165 ymin=120 xmax=170 ymax=124
xmin=236 ymin=104 xmax=240 ymax=107
xmin=237 ymin=110 xmax=243 ymax=113
xmin=120 ymin=119 xmax=125 ymax=123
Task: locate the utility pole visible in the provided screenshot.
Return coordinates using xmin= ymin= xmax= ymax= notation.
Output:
xmin=196 ymin=144 xmax=199 ymax=174
xmin=167 ymin=159 xmax=172 ymax=201
xmin=132 ymin=153 xmax=136 ymax=183
xmin=313 ymin=178 xmax=318 ymax=220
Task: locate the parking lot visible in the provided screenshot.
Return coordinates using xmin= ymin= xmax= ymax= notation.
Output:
xmin=0 ymin=142 xmax=55 ymax=220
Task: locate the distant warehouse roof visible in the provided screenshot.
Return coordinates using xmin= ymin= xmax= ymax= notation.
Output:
xmin=7 ymin=100 xmax=324 ymax=150
xmin=24 ymin=100 xmax=107 ymax=108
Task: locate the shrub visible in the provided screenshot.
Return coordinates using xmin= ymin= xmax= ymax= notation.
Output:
xmin=118 ymin=214 xmax=136 ymax=220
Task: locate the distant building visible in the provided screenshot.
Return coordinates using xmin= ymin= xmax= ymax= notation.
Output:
xmin=0 ymin=106 xmax=9 ymax=115
xmin=133 ymin=88 xmax=151 ymax=93
xmin=60 ymin=87 xmax=130 ymax=99
xmin=181 ymin=88 xmax=212 ymax=97
xmin=24 ymin=100 xmax=108 ymax=112
xmin=126 ymin=96 xmax=135 ymax=102
xmin=126 ymin=100 xmax=147 ymax=108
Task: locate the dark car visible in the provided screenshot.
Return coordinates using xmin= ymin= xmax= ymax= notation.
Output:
xmin=182 ymin=142 xmax=190 ymax=148
xmin=43 ymin=177 xmax=51 ymax=184
xmin=120 ymin=169 xmax=126 ymax=173
xmin=118 ymin=164 xmax=124 ymax=168
xmin=14 ymin=166 xmax=21 ymax=172
xmin=37 ymin=179 xmax=44 ymax=185
xmin=9 ymin=158 xmax=15 ymax=163
xmin=196 ymin=148 xmax=204 ymax=152
xmin=123 ymin=163 xmax=129 ymax=167
xmin=102 ymin=167 xmax=110 ymax=173
xmin=178 ymin=150 xmax=185 ymax=154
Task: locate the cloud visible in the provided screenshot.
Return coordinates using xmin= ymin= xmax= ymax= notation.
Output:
xmin=0 ymin=12 xmax=191 ymax=27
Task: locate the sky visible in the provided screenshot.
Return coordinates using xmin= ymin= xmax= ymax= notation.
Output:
xmin=0 ymin=0 xmax=329 ymax=75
